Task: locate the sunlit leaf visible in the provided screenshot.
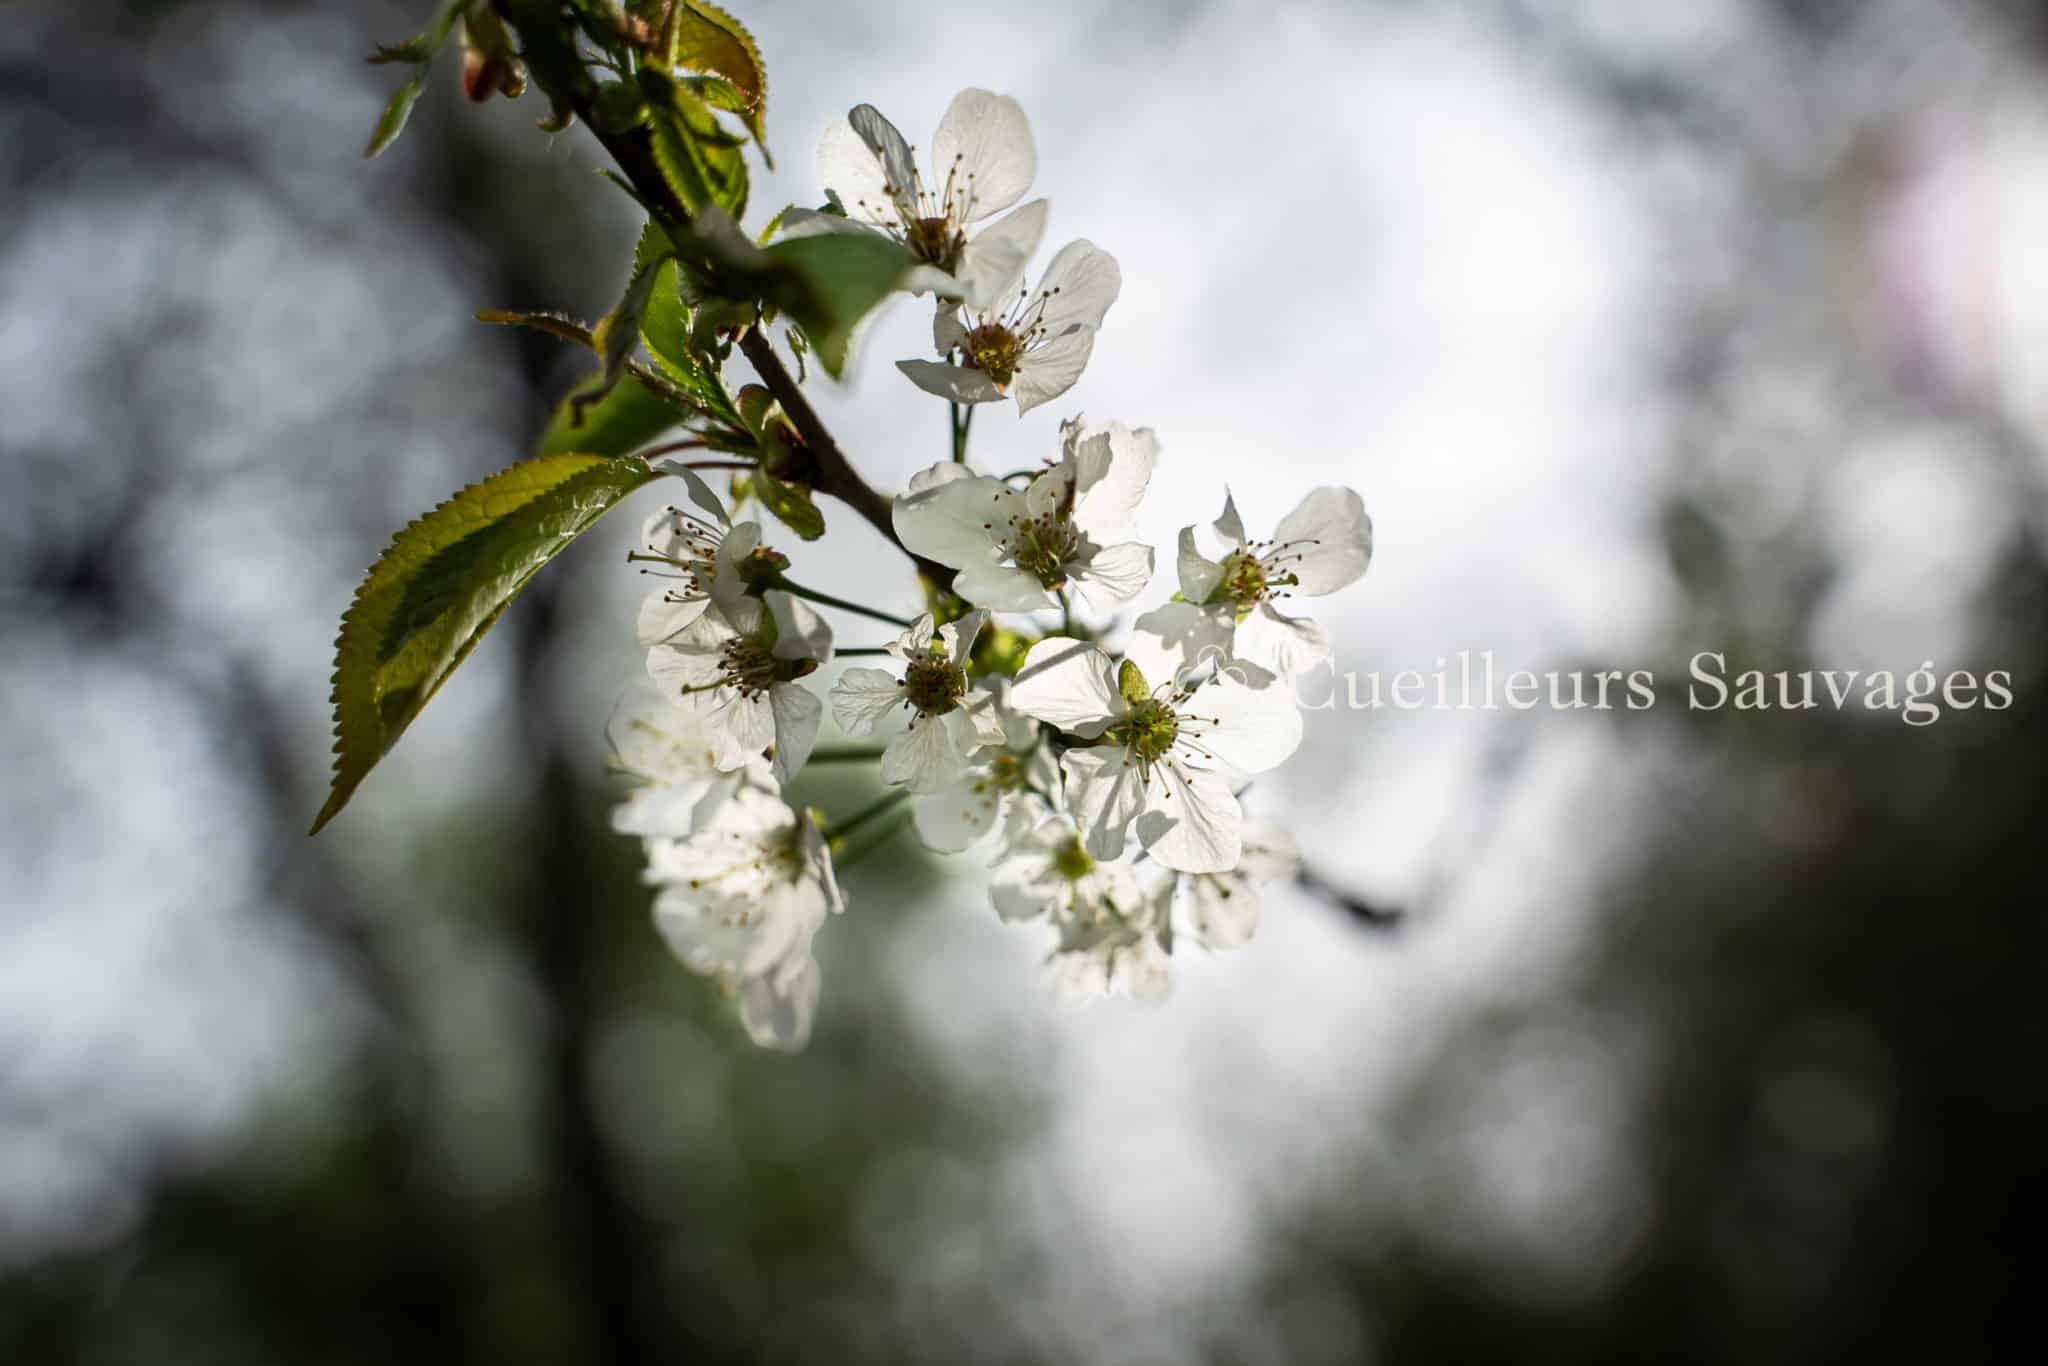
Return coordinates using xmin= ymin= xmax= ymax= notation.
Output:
xmin=364 ymin=71 xmax=426 ymax=158
xmin=313 ymin=453 xmax=658 ymax=833
xmin=475 ymin=309 xmax=596 ymax=350
xmin=642 ymin=70 xmax=749 ymax=219
xmin=659 ymin=0 xmax=770 ymax=160
xmin=594 ymin=255 xmax=665 ymax=396
xmin=642 ymin=260 xmax=746 ymax=431
xmin=540 ymin=373 xmax=682 ymax=459
xmin=367 ymin=0 xmax=461 ymax=65
xmin=752 ymin=468 xmax=825 ymax=541
xmin=753 ymin=233 xmax=915 ymax=377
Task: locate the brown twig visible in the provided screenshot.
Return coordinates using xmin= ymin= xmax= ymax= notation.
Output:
xmin=499 ymin=0 xmax=947 ymax=582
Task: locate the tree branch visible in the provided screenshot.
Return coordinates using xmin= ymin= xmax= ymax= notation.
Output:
xmin=498 ymin=0 xmax=949 ymax=584
xmin=1298 ymin=864 xmax=1405 ymax=931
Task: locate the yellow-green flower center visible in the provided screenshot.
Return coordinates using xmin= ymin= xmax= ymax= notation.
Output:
xmin=906 ymin=215 xmax=964 ymax=269
xmin=1111 ymin=697 xmax=1180 ymax=765
xmin=718 ymin=637 xmax=814 ymax=697
xmin=1052 ymin=835 xmax=1095 ymax=882
xmin=902 ymin=652 xmax=966 ymax=715
xmin=1009 ymin=513 xmax=1081 ymax=589
xmin=963 ymin=321 xmax=1026 ymax=388
xmin=1220 ymin=549 xmax=1268 ymax=606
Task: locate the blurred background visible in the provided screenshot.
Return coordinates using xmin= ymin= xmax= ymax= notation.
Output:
xmin=5 ymin=0 xmax=2047 ymax=1360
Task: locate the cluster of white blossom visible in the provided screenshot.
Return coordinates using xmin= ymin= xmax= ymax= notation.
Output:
xmin=614 ymin=91 xmax=1372 ymax=1049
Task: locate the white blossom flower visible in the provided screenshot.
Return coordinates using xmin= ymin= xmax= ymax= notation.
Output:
xmin=605 ymin=684 xmax=766 ymax=839
xmin=782 ymin=89 xmax=1047 ymax=314
xmin=989 ymin=812 xmax=1168 ymax=999
xmin=1173 ymin=822 xmax=1301 ymax=949
xmin=1044 ymin=896 xmax=1174 ymax=1001
xmin=989 ymin=811 xmax=1142 ymax=925
xmin=646 ymin=591 xmax=832 ymax=785
xmin=827 ymin=610 xmax=1008 ymax=794
xmin=892 ymin=416 xmax=1158 ymax=613
xmin=736 ymin=951 xmax=822 ymax=1053
xmin=632 ymin=465 xmax=785 ymax=647
xmin=644 ymin=785 xmax=842 ymax=1051
xmin=897 ymin=240 xmax=1121 ymax=415
xmin=1007 ymin=633 xmax=1303 ymax=874
xmin=910 ymin=675 xmax=1060 ymax=853
xmin=1138 ymin=487 xmax=1373 ymax=683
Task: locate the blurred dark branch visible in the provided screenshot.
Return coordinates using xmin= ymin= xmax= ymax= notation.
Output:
xmin=506 ymin=567 xmax=676 ymax=1366
xmin=1298 ymin=864 xmax=1405 ymax=931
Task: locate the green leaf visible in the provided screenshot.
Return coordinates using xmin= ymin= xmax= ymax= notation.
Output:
xmin=540 ymin=373 xmax=682 ymax=459
xmin=642 ymin=261 xmax=746 ymax=431
xmin=641 ymin=70 xmax=749 ymax=219
xmin=367 ymin=0 xmax=461 ymax=64
xmin=659 ymin=0 xmax=770 ymax=160
xmin=755 ymin=233 xmax=916 ymax=377
xmin=364 ymin=71 xmax=426 ymax=158
xmin=752 ymin=469 xmax=825 ymax=541
xmin=313 ymin=453 xmax=656 ymax=833
xmin=476 ymin=309 xmax=596 ymax=350
xmin=595 ymin=256 xmax=665 ymax=394
xmin=691 ymin=216 xmax=914 ymax=377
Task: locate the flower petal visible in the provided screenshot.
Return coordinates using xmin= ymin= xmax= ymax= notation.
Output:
xmin=653 ymin=880 xmax=801 ymax=979
xmin=767 ymin=682 xmax=822 ymax=783
xmin=1031 ymin=239 xmax=1121 ymax=336
xmin=1272 ymin=486 xmax=1373 ymax=595
xmin=1176 ymin=525 xmax=1225 ymax=603
xmin=1213 ymin=489 xmax=1247 ymax=546
xmin=1060 ymin=747 xmax=1146 ymax=862
xmin=738 ymin=951 xmax=821 ymax=1052
xmin=1012 ymin=330 xmax=1095 ymax=415
xmin=898 ymin=358 xmax=1008 ymax=405
xmin=778 ymin=206 xmax=889 ymax=241
xmin=647 ymin=611 xmax=735 ymax=691
xmin=829 ymin=667 xmax=904 ymax=738
xmin=905 ymin=459 xmax=975 ymax=497
xmin=1183 ymin=873 xmax=1261 ymax=949
xmin=637 ymin=586 xmax=709 ymax=646
xmin=1010 ymin=639 xmax=1123 ymax=737
xmin=1063 ymin=419 xmax=1158 ymax=537
xmin=933 ymin=306 xmax=970 ymax=355
xmin=1237 ymin=823 xmax=1302 ymax=883
xmin=930 ymin=89 xmax=1035 ymax=222
xmin=684 ymin=688 xmax=774 ymax=772
xmin=837 ymin=104 xmax=916 ymax=219
xmin=893 ymin=474 xmax=1016 ymax=568
xmin=1119 ymin=630 xmax=1182 ymax=700
xmin=912 ymin=774 xmax=1004 ymax=852
xmin=897 ymin=612 xmax=937 ymax=656
xmin=954 ymin=198 xmax=1047 ymax=314
xmin=881 ymin=712 xmax=973 ymax=793
xmin=659 ymin=463 xmax=731 ymax=527
xmin=765 ymin=590 xmax=833 ymax=664
xmin=1181 ymin=669 xmax=1302 ymax=776
xmin=708 ymin=520 xmax=760 ymax=609
xmin=939 ymin=607 xmax=987 ymax=660
xmin=989 ymin=863 xmax=1057 ymax=921
xmin=1131 ymin=600 xmax=1233 ymax=681
xmin=1135 ymin=763 xmax=1241 ymax=873
xmin=1068 ymin=540 xmax=1154 ymax=612
xmin=954 ymin=558 xmax=1055 ymax=613
xmin=612 ymin=773 xmax=736 ymax=839
xmin=1233 ymin=601 xmax=1331 ymax=682
xmin=956 ymin=686 xmax=1012 ymax=746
